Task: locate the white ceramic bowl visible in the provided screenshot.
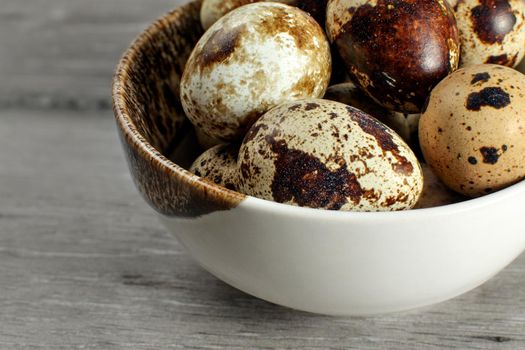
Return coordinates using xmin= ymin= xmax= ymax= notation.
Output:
xmin=113 ymin=0 xmax=525 ymax=315
xmin=161 ymin=183 xmax=525 ymax=315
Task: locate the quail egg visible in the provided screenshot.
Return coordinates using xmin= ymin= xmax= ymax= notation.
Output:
xmin=200 ymin=0 xmax=328 ymax=30
xmin=326 ymin=0 xmax=460 ymax=113
xmin=237 ymin=99 xmax=423 ymax=211
xmin=181 ymin=2 xmax=331 ymax=142
xmin=190 ymin=143 xmax=240 ymax=190
xmin=324 ymin=82 xmax=421 ymax=145
xmin=419 ymin=64 xmax=525 ymax=197
xmin=455 ymin=0 xmax=525 ymax=67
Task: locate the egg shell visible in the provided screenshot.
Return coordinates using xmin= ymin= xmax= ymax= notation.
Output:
xmin=414 ymin=164 xmax=466 ymax=208
xmin=455 ymin=0 xmax=525 ymax=68
xmin=419 ymin=64 xmax=525 ymax=197
xmin=324 ymin=83 xmax=421 ymax=145
xmin=200 ymin=0 xmax=328 ymax=30
xmin=326 ymin=0 xmax=460 ymax=113
xmin=181 ymin=2 xmax=331 ymax=142
xmin=237 ymin=99 xmax=423 ymax=211
xmin=190 ymin=144 xmax=239 ymax=190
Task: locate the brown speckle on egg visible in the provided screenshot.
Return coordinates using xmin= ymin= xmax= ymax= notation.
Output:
xmin=470 ymin=72 xmax=491 ymax=84
xmin=190 ymin=143 xmax=240 ymax=190
xmin=197 ymin=25 xmax=246 ymax=69
xmin=470 ymin=0 xmax=516 ymax=44
xmin=485 ymin=53 xmax=518 ymax=66
xmin=479 ymin=146 xmax=500 ymax=164
xmin=455 ymin=0 xmax=525 ymax=67
xmin=465 ymin=86 xmax=511 ymax=110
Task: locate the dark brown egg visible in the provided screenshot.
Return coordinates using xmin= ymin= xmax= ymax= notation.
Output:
xmin=326 ymin=0 xmax=460 ymax=113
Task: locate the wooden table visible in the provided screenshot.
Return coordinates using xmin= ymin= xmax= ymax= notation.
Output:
xmin=1 ymin=1 xmax=524 ymax=348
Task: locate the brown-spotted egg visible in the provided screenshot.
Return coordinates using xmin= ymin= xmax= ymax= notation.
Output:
xmin=419 ymin=64 xmax=525 ymax=197
xmin=455 ymin=0 xmax=525 ymax=67
xmin=324 ymin=83 xmax=421 ymax=145
xmin=237 ymin=99 xmax=423 ymax=211
xmin=190 ymin=144 xmax=239 ymax=190
xmin=181 ymin=2 xmax=331 ymax=142
xmin=326 ymin=0 xmax=460 ymax=113
xmin=200 ymin=0 xmax=328 ymax=30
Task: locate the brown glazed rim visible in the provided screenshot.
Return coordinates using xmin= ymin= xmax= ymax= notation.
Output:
xmin=112 ymin=0 xmax=246 ymax=210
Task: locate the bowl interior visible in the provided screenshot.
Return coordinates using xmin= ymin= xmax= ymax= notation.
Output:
xmin=113 ymin=0 xmax=247 ymax=218
xmin=117 ymin=1 xmax=202 ymax=156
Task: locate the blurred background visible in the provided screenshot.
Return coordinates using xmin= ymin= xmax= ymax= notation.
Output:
xmin=1 ymin=1 xmax=524 ymax=349
xmin=0 ymin=0 xmax=176 ymax=109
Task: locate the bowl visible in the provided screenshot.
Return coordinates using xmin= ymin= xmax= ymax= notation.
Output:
xmin=112 ymin=0 xmax=525 ymax=315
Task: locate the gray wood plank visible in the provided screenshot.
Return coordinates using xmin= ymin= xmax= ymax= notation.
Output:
xmin=0 ymin=0 xmax=187 ymax=110
xmin=0 ymin=110 xmax=524 ymax=349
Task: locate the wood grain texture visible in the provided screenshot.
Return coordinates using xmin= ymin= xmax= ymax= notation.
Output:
xmin=0 ymin=0 xmax=524 ymax=348
xmin=0 ymin=0 xmax=181 ymax=110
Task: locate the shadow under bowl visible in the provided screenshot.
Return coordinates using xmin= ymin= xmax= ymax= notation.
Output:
xmin=112 ymin=0 xmax=525 ymax=315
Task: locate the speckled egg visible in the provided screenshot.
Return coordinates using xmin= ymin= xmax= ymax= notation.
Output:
xmin=419 ymin=64 xmax=525 ymax=197
xmin=455 ymin=0 xmax=525 ymax=67
xmin=324 ymin=83 xmax=421 ymax=145
xmin=414 ymin=164 xmax=466 ymax=208
xmin=181 ymin=2 xmax=331 ymax=142
xmin=237 ymin=99 xmax=423 ymax=211
xmin=200 ymin=0 xmax=328 ymax=30
xmin=190 ymin=144 xmax=239 ymax=190
xmin=326 ymin=0 xmax=460 ymax=113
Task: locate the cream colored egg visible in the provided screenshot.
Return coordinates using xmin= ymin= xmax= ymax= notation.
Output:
xmin=190 ymin=144 xmax=239 ymax=190
xmin=419 ymin=64 xmax=525 ymax=197
xmin=237 ymin=99 xmax=423 ymax=211
xmin=181 ymin=2 xmax=331 ymax=142
xmin=324 ymin=83 xmax=421 ymax=145
xmin=455 ymin=0 xmax=525 ymax=67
